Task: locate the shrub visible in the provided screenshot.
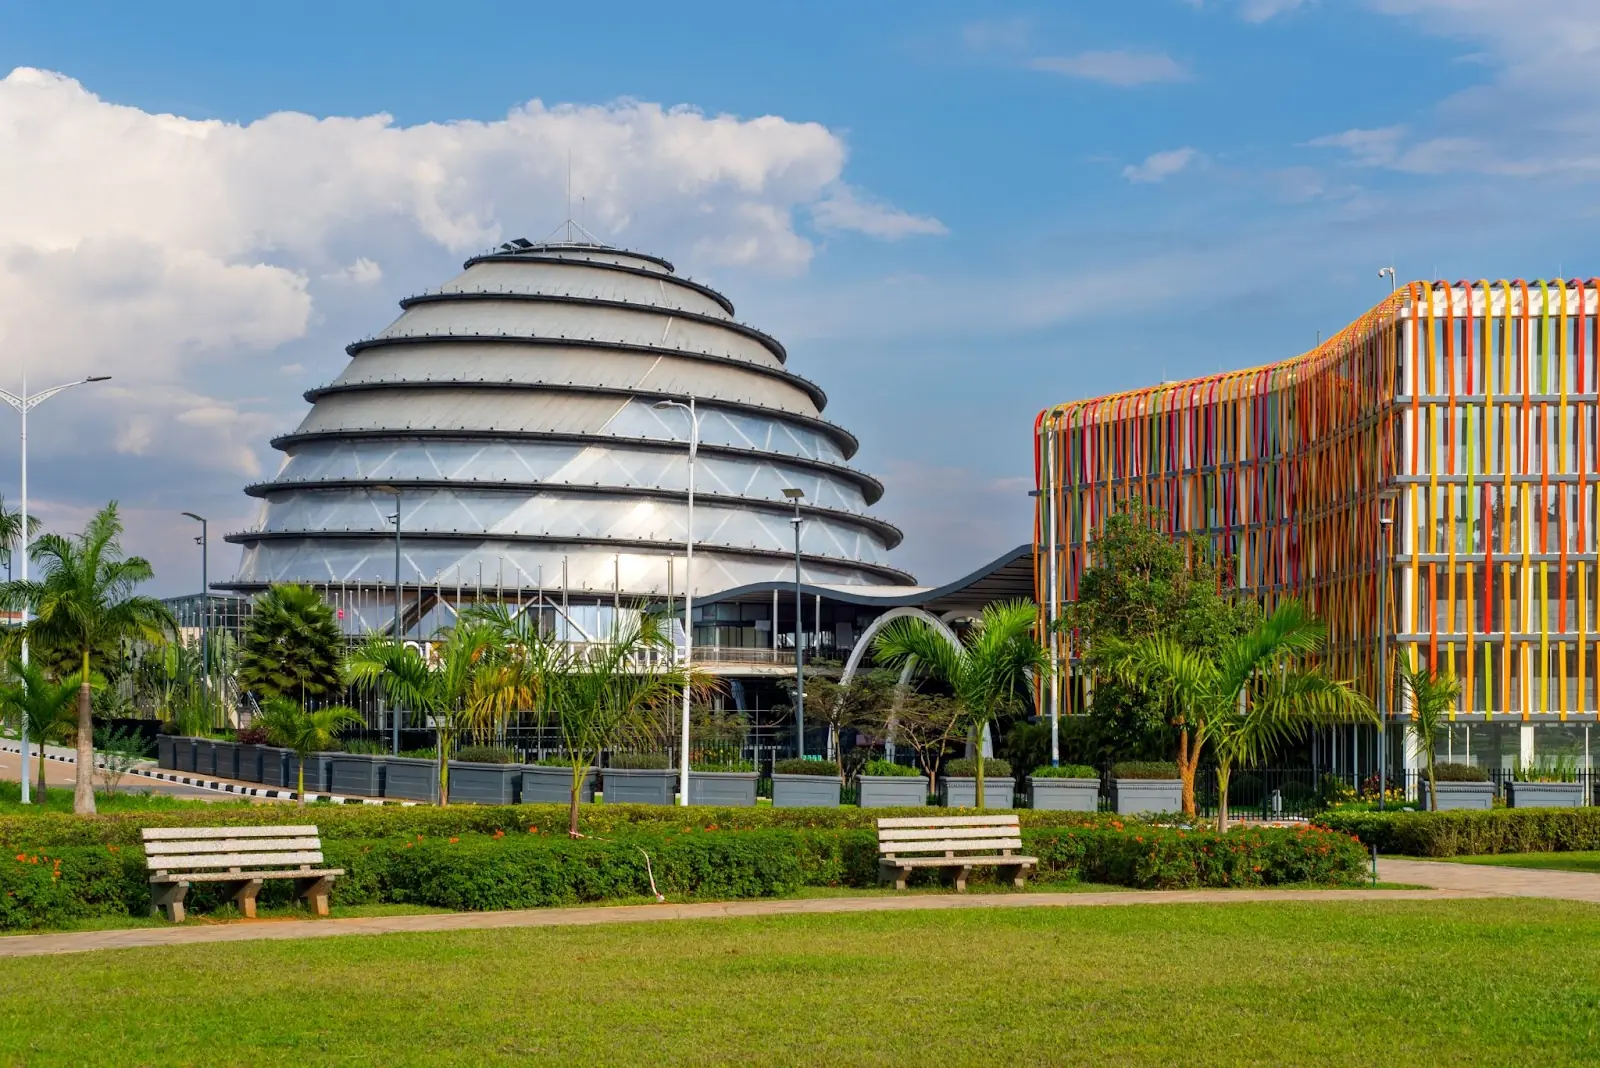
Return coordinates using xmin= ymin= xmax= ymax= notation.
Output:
xmin=530 ymin=756 xmax=588 ymax=768
xmin=860 ymin=759 xmax=919 ymax=777
xmin=942 ymin=758 xmax=1012 ymax=778
xmin=691 ymin=760 xmax=755 ymax=773
xmin=398 ymin=748 xmax=438 ymax=760
xmin=1030 ymin=764 xmax=1098 ymax=779
xmin=1112 ymin=761 xmax=1180 ymax=780
xmin=340 ymin=738 xmax=387 ymax=756
xmin=1514 ymin=759 xmax=1577 ymax=783
xmin=609 ymin=753 xmax=670 ymax=770
xmin=1027 ymin=824 xmax=1366 ymax=889
xmin=1433 ymin=762 xmax=1489 ymax=783
xmin=454 ymin=746 xmax=515 ymax=765
xmin=1228 ymin=773 xmax=1265 ymax=806
xmin=772 ymin=759 xmax=839 ymax=777
xmin=235 ymin=725 xmax=269 ymax=745
xmin=1320 ymin=807 xmax=1600 ymax=857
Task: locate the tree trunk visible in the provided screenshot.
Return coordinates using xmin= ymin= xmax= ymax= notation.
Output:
xmin=437 ymin=729 xmax=450 ymax=807
xmin=1216 ymin=762 xmax=1232 ymax=833
xmin=975 ymin=746 xmax=985 ymax=809
xmin=74 ymin=649 xmax=95 ymax=816
xmin=1175 ymin=727 xmax=1200 ymax=817
xmin=1426 ymin=757 xmax=1437 ymax=812
xmin=297 ymin=761 xmax=306 ymax=806
xmin=35 ymin=747 xmax=47 ymax=803
xmin=569 ymin=762 xmax=583 ymax=838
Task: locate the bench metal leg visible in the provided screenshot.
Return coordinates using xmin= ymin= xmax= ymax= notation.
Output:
xmin=150 ymin=881 xmax=188 ymax=923
xmin=295 ymin=876 xmax=333 ymax=917
xmin=228 ymin=879 xmax=264 ymax=919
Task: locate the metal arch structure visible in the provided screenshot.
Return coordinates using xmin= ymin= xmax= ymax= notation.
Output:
xmin=223 ymin=240 xmax=913 ymax=622
xmin=839 ymin=606 xmax=962 ymax=687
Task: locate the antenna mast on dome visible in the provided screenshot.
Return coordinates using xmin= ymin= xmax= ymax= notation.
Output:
xmin=544 ymin=148 xmax=603 ymax=246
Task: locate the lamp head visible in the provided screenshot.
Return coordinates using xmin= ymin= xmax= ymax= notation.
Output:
xmin=85 ymin=376 xmax=112 ymax=383
xmin=781 ymin=488 xmax=805 ymax=500
xmin=181 ymin=511 xmax=205 ymax=523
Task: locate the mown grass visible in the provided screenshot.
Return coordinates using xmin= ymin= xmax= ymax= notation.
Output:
xmin=1447 ymin=851 xmax=1600 ymax=874
xmin=0 ymin=780 xmax=251 ymax=815
xmin=0 ymin=899 xmax=1596 ymax=1065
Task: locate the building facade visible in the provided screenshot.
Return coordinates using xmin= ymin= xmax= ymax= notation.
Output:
xmin=1035 ymin=279 xmax=1600 ymax=773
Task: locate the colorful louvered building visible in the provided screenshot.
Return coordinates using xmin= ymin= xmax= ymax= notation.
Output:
xmin=1035 ymin=279 xmax=1600 ymax=770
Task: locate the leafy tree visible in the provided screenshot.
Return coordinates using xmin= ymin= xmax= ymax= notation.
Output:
xmin=256 ymin=698 xmax=362 ymax=802
xmin=0 ymin=503 xmax=175 ymax=814
xmin=1108 ymin=600 xmax=1373 ymax=830
xmin=94 ymin=724 xmax=152 ymax=794
xmin=879 ymin=690 xmax=966 ymax=786
xmin=1059 ymin=501 xmax=1257 ymax=814
xmin=238 ymin=585 xmax=346 ymax=705
xmin=1400 ymin=664 xmax=1461 ymax=812
xmin=873 ymin=600 xmax=1046 ymax=808
xmin=0 ymin=659 xmax=80 ymax=800
xmin=0 ymin=493 xmax=39 ymax=582
xmin=780 ymin=669 xmax=894 ymax=774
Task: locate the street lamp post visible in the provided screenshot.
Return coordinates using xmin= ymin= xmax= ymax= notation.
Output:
xmin=0 ymin=372 xmax=111 ymax=804
xmin=1377 ymin=489 xmax=1398 ymax=810
xmin=1379 ymin=266 xmax=1397 ymax=294
xmin=371 ymin=485 xmax=403 ymax=755
xmin=783 ymin=488 xmax=806 ymax=759
xmin=652 ymin=398 xmax=699 ymax=806
xmin=181 ymin=513 xmax=209 ymax=730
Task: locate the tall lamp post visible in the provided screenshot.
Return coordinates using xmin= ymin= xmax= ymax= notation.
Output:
xmin=0 ymin=372 xmax=111 ymax=804
xmin=181 ymin=512 xmax=209 ymax=729
xmin=1377 ymin=488 xmax=1399 ymax=809
xmin=371 ymin=484 xmax=403 ymax=754
xmin=652 ymin=398 xmax=699 ymax=806
xmin=783 ymin=488 xmax=806 ymax=758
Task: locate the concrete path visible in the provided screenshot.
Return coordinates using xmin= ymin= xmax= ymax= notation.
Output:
xmin=0 ymin=745 xmax=237 ymax=802
xmin=0 ymin=887 xmax=1481 ymax=959
xmin=1380 ymin=858 xmax=1600 ymax=903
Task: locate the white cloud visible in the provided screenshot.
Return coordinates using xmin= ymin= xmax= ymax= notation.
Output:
xmin=1122 ymin=147 xmax=1200 ymax=182
xmin=811 ymin=186 xmax=947 ymax=238
xmin=1028 ymin=51 xmax=1188 ymax=87
xmin=1239 ymin=0 xmax=1313 ymax=21
xmin=321 ymin=257 xmax=382 ymax=285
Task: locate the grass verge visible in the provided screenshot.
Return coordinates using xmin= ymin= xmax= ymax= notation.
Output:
xmin=1444 ymin=851 xmax=1600 ymax=874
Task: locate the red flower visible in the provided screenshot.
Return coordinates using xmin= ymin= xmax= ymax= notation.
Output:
xmin=528 ymin=825 xmax=538 ymax=834
xmin=493 ymin=829 xmax=505 ymax=840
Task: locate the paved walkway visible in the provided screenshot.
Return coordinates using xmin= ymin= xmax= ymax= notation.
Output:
xmin=1380 ymin=858 xmax=1600 ymax=903
xmin=0 ymin=887 xmax=1480 ymax=958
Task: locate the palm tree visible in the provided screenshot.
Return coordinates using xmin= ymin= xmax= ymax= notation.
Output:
xmin=1400 ymin=663 xmax=1461 ymax=812
xmin=1110 ymin=600 xmax=1374 ymax=831
xmin=0 ymin=659 xmax=81 ymax=800
xmin=0 ymin=493 xmax=40 ymax=583
xmin=344 ymin=620 xmax=516 ymax=805
xmin=873 ymin=600 xmax=1047 ymax=808
xmin=238 ymin=584 xmax=346 ymax=704
xmin=0 ymin=503 xmax=175 ymax=814
xmin=256 ymin=697 xmax=362 ymax=802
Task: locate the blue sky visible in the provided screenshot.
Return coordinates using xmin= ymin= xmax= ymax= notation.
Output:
xmin=1 ymin=0 xmax=1596 ymax=593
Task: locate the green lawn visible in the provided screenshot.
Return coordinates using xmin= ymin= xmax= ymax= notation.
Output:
xmin=0 ymin=780 xmax=253 ymax=814
xmin=1447 ymin=851 xmax=1600 ymax=874
xmin=1 ymin=899 xmax=1597 ymax=1065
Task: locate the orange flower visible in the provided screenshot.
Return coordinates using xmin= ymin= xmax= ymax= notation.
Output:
xmin=492 ymin=829 xmax=505 ymax=840
xmin=449 ymin=837 xmax=459 ymax=844
xmin=528 ymin=825 xmax=538 ymax=834
xmin=705 ymin=824 xmax=718 ymax=832
xmin=14 ymin=854 xmax=24 ymax=863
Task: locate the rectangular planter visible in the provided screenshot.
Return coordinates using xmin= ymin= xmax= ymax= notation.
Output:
xmin=1028 ymin=776 xmax=1100 ymax=812
xmin=939 ymin=776 xmax=1017 ymax=809
xmin=383 ymin=756 xmax=441 ymax=802
xmin=447 ymin=761 xmax=520 ymax=805
xmin=213 ymin=741 xmax=240 ymax=780
xmin=601 ymin=767 xmax=677 ymax=805
xmin=193 ymin=740 xmax=216 ymax=777
xmin=260 ymin=747 xmax=294 ymax=789
xmin=687 ymin=771 xmax=758 ymax=807
xmin=1506 ymin=780 xmax=1585 ymax=808
xmin=235 ymin=743 xmax=265 ymax=783
xmin=521 ymin=765 xmax=596 ymax=804
xmin=173 ymin=737 xmax=197 ymax=774
xmin=771 ymin=774 xmax=842 ymax=808
xmin=156 ymin=735 xmax=176 ymax=770
xmin=286 ymin=753 xmax=334 ymax=795
xmin=1112 ymin=778 xmax=1184 ymax=816
xmin=1419 ymin=780 xmax=1495 ymax=811
xmin=856 ymin=774 xmax=930 ymax=809
xmin=329 ymin=753 xmax=386 ymax=797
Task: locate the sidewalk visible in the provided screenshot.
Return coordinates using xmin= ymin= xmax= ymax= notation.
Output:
xmin=0 ymin=886 xmax=1481 ymax=958
xmin=1379 ymin=858 xmax=1600 ymax=904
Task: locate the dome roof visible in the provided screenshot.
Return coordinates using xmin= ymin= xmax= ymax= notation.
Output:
xmin=226 ymin=241 xmax=911 ymax=597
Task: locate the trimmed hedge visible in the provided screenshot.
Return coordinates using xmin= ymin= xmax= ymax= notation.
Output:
xmin=943 ymin=758 xmax=1012 ymax=778
xmin=1031 ymin=764 xmax=1098 ymax=779
xmin=1433 ymin=762 xmax=1489 ymax=783
xmin=772 ymin=759 xmax=839 ymax=777
xmin=1321 ymin=807 xmax=1600 ymax=857
xmin=0 ymin=822 xmax=1367 ymax=928
xmin=1112 ymin=761 xmax=1180 ymax=779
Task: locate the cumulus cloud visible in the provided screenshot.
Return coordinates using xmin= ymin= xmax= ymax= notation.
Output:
xmin=1183 ymin=0 xmax=1313 ymax=21
xmin=1028 ymin=51 xmax=1188 ymax=87
xmin=321 ymin=257 xmax=383 ymax=285
xmin=1122 ymin=147 xmax=1200 ymax=182
xmin=811 ymin=186 xmax=947 ymax=238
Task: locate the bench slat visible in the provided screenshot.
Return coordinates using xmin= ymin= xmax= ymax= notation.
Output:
xmin=883 ymin=855 xmax=1038 ymax=869
xmin=150 ymin=851 xmax=324 ymax=871
xmin=876 ymin=815 xmax=1019 ymax=830
xmin=142 ymin=825 xmax=320 ymax=841
xmin=879 ymin=826 xmax=1024 ymax=843
xmin=145 ymin=837 xmax=321 ymax=856
xmin=881 ymin=838 xmax=1022 ymax=855
xmin=150 ymin=868 xmax=345 ymax=884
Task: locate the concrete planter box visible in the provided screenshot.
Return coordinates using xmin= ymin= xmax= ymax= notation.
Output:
xmin=856 ymin=775 xmax=930 ymax=808
xmin=939 ymin=776 xmax=1017 ymax=809
xmin=286 ymin=753 xmax=334 ymax=795
xmin=173 ymin=737 xmax=197 ymax=773
xmin=156 ymin=735 xmax=177 ymax=770
xmin=687 ymin=771 xmax=758 ymax=807
xmin=383 ymin=756 xmax=441 ymax=802
xmin=1419 ymin=780 xmax=1494 ymax=811
xmin=447 ymin=761 xmax=520 ymax=805
xmin=329 ymin=753 xmax=386 ymax=797
xmin=193 ymin=740 xmax=216 ymax=777
xmin=235 ymin=744 xmax=265 ymax=783
xmin=1112 ymin=778 xmax=1184 ymax=816
xmin=602 ymin=767 xmax=677 ymax=805
xmin=1028 ymin=776 xmax=1100 ymax=812
xmin=260 ymin=747 xmax=293 ymax=788
xmin=521 ymin=765 xmax=595 ymax=804
xmin=211 ymin=740 xmax=239 ymax=780
xmin=1506 ymin=781 xmax=1585 ymax=808
xmin=771 ymin=774 xmax=842 ymax=808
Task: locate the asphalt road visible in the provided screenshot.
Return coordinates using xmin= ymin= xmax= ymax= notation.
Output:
xmin=0 ymin=746 xmax=264 ymax=802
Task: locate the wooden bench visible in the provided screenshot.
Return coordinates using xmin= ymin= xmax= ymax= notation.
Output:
xmin=877 ymin=814 xmax=1038 ymax=892
xmin=142 ymin=825 xmax=344 ymax=922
